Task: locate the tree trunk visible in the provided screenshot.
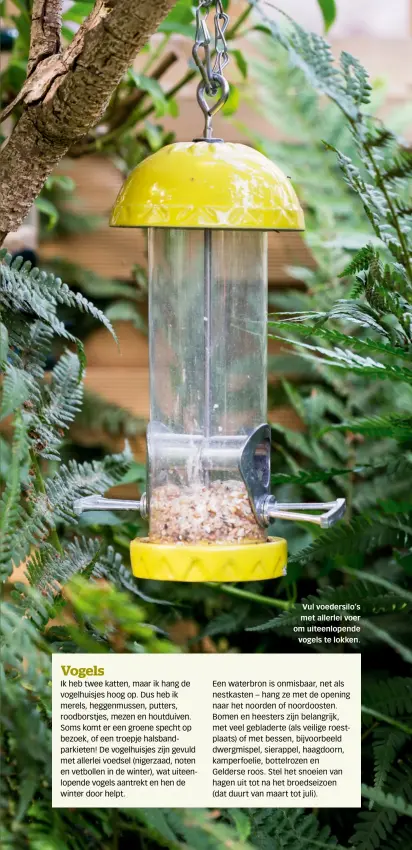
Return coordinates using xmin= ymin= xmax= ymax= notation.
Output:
xmin=0 ymin=0 xmax=177 ymax=245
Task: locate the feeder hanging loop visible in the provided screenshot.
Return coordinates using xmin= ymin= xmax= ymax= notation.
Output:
xmin=193 ymin=0 xmax=230 ymax=140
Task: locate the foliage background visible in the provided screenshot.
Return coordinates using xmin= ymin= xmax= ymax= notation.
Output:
xmin=1 ymin=1 xmax=412 ymax=849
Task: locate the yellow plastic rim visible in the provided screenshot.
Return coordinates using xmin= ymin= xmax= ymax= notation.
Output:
xmin=130 ymin=537 xmax=287 ymax=583
xmin=110 ymin=142 xmax=304 ymax=231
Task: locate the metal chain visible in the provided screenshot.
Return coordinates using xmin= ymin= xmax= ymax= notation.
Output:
xmin=192 ymin=0 xmax=230 ymax=139
xmin=192 ymin=0 xmax=229 ymax=97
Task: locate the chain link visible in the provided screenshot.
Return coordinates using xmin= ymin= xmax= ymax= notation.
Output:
xmin=192 ymin=0 xmax=229 ymax=96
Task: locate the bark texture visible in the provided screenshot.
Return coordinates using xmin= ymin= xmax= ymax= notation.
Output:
xmin=28 ymin=0 xmax=63 ymax=75
xmin=0 ymin=0 xmax=177 ymax=242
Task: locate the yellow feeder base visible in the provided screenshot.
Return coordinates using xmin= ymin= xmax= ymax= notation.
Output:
xmin=130 ymin=537 xmax=287 ymax=583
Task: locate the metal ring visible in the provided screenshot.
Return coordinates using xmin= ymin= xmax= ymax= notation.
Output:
xmin=196 ymin=73 xmax=229 ymax=119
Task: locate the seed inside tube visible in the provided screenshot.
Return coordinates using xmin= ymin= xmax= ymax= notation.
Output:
xmin=149 ymin=480 xmax=266 ymax=544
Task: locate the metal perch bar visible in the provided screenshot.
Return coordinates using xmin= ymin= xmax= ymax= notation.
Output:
xmin=264 ymin=498 xmax=346 ymax=529
xmin=73 ymin=494 xmax=146 ymax=516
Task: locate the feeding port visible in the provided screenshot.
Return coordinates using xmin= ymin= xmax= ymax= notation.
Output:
xmin=147 ymin=227 xmax=268 ymax=545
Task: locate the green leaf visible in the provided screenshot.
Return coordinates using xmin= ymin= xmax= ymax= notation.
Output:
xmin=119 ymin=462 xmax=146 ymax=485
xmin=105 ymin=300 xmax=147 ymax=332
xmin=34 ymin=197 xmax=59 ymax=230
xmin=317 ymin=0 xmax=337 ymax=32
xmin=62 ymin=2 xmax=93 ymax=23
xmin=168 ymin=96 xmax=179 ymax=118
xmin=143 ymin=120 xmax=166 ymax=152
xmin=6 ymin=58 xmax=27 ymax=92
xmin=61 ymin=24 xmax=75 ymax=42
xmin=128 ymin=71 xmax=170 ymax=118
xmin=233 ymin=49 xmax=248 ymax=79
xmin=44 ymin=175 xmax=76 ymax=193
xmin=158 ymin=20 xmax=195 ymax=38
xmin=158 ymin=0 xmax=194 ymax=25
xmin=229 ymin=810 xmax=251 ymax=841
xmin=132 ymin=809 xmax=180 ymax=845
xmin=223 ymin=84 xmax=240 ymax=116
xmin=157 ymin=0 xmax=195 ymax=38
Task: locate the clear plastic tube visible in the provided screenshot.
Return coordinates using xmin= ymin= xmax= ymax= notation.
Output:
xmin=148 ymin=228 xmax=268 ymax=544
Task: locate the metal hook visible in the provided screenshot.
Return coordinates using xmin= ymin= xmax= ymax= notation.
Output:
xmin=195 ymin=73 xmax=229 ymax=140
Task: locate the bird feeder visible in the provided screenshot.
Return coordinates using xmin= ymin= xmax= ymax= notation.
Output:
xmin=75 ymin=0 xmax=345 ymax=581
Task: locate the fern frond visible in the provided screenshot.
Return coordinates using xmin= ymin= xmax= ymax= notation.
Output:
xmin=0 ymin=251 xmax=115 ymax=342
xmin=130 ymin=809 xmax=181 ymax=847
xmin=350 ymin=769 xmax=412 ymax=850
xmin=271 ymin=299 xmax=387 ymax=334
xmin=324 ymin=146 xmax=408 ymax=263
xmin=340 ymin=244 xmax=377 ymax=276
xmin=246 ymin=807 xmax=345 ymax=850
xmin=349 ymin=806 xmax=398 ymax=850
xmin=0 ymin=320 xmax=8 ymax=362
xmin=251 ymin=5 xmax=355 ymax=118
xmin=340 ymin=51 xmax=372 ymax=106
xmin=94 ymin=547 xmax=172 ymax=606
xmin=361 ymin=783 xmax=412 ymax=816
xmin=42 ymin=350 xmax=83 ymax=427
xmin=248 ymin=580 xmax=404 ymax=633
xmin=1 ymin=256 xmax=75 ymax=342
xmin=7 ymin=318 xmax=54 ymax=379
xmin=381 ymin=149 xmax=412 ymax=183
xmin=47 ymin=445 xmax=133 ymax=524
xmin=395 ymin=203 xmax=412 ymax=219
xmin=0 ymin=600 xmax=50 ymax=694
xmin=372 ymin=728 xmax=409 ymax=793
xmin=169 ymin=808 xmax=255 ymax=850
xmin=340 ymin=567 xmax=412 ymax=604
xmin=326 ymin=414 xmax=412 ymax=440
xmin=4 ymin=502 xmax=51 ymax=583
xmin=0 ymin=415 xmax=27 ymax=579
xmin=280 ymin=336 xmax=412 ymax=383
xmin=361 ymin=620 xmax=412 ymax=664
xmin=383 ymin=824 xmax=412 ymax=850
xmin=270 ymin=320 xmax=412 ymax=361
xmin=0 ymin=363 xmax=40 ymax=420
xmin=364 ymin=128 xmax=396 ymax=149
xmin=25 ymin=539 xmax=102 ymax=611
xmin=7 ymin=446 xmax=132 ymax=569
xmin=18 ymin=351 xmax=84 ymax=460
xmin=271 ymin=467 xmax=350 ymax=487
xmin=362 ymin=677 xmax=412 ymax=717
xmin=286 ymin=514 xmax=411 ymax=566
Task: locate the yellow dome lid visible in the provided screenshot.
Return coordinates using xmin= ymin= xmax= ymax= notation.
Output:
xmin=110 ymin=141 xmax=304 ymax=231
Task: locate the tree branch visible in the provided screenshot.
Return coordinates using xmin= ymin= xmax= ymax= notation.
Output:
xmin=28 ymin=0 xmax=63 ymax=76
xmin=68 ymin=49 xmax=179 ymax=157
xmin=0 ymin=0 xmax=177 ymax=243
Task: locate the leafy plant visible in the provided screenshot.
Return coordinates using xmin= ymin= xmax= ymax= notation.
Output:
xmin=240 ymin=4 xmax=412 ymax=845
